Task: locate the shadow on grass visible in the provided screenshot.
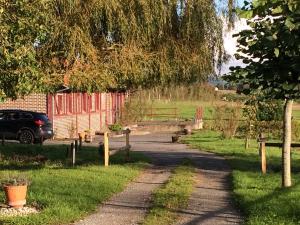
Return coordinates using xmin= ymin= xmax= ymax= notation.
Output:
xmin=0 ymin=144 xmax=149 ymax=171
xmin=236 ymin=180 xmax=300 ymax=223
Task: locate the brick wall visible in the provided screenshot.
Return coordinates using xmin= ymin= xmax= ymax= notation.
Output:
xmin=0 ymin=94 xmax=47 ymax=113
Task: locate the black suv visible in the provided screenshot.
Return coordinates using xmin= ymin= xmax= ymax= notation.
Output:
xmin=0 ymin=110 xmax=54 ymax=144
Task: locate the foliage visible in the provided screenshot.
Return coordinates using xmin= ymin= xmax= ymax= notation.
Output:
xmin=224 ymin=0 xmax=300 ymax=187
xmin=120 ymin=91 xmax=151 ymax=124
xmin=141 ymin=83 xmax=219 ymax=102
xmin=0 ymin=0 xmax=48 ymax=100
xmin=1 ymin=173 xmax=29 ymax=186
xmin=292 ymin=120 xmax=300 ymax=141
xmin=108 ymin=123 xmax=123 ymax=132
xmin=183 ymin=130 xmax=300 ymax=225
xmin=225 ymin=0 xmax=300 ymax=100
xmin=0 ymin=0 xmax=228 ymax=99
xmin=221 ymin=92 xmax=247 ymax=102
xmin=242 ymin=97 xmax=284 ymax=138
xmin=212 ymin=103 xmax=241 ymax=138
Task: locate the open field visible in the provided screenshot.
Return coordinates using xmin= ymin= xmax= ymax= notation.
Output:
xmin=184 ymin=130 xmax=300 ymax=225
xmin=151 ymin=100 xmax=217 ymax=120
xmin=0 ymin=144 xmax=148 ymax=225
xmin=150 ymin=99 xmax=300 ymax=121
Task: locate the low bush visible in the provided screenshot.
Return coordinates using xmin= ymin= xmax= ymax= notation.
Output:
xmin=212 ymin=104 xmax=242 ymax=138
xmin=109 ymin=123 xmax=123 ymax=132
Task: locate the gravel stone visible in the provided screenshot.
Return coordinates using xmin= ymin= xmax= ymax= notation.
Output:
xmin=0 ymin=206 xmax=39 ymax=217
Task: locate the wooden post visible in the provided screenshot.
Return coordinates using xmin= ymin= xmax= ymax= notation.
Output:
xmin=245 ymin=137 xmax=249 ymax=149
xmin=66 ymin=147 xmax=69 ymax=158
xmin=71 ymin=142 xmax=76 ymax=167
xmin=40 ymin=136 xmax=44 ymax=146
xmin=259 ymin=133 xmax=266 ymax=174
xmin=125 ymin=129 xmax=131 ymax=161
xmin=79 ymin=136 xmax=82 ymax=150
xmin=2 ymin=134 xmax=5 ymax=146
xmin=125 ymin=129 xmax=130 ymax=148
xmin=69 ymin=142 xmax=76 ymax=166
xmin=75 ymin=139 xmax=78 ymax=152
xmin=104 ymin=132 xmax=109 ymax=167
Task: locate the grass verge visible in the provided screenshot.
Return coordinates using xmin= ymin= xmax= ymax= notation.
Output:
xmin=143 ymin=162 xmax=195 ymax=225
xmin=183 ymin=130 xmax=300 ymax=225
xmin=0 ymin=144 xmax=148 ymax=225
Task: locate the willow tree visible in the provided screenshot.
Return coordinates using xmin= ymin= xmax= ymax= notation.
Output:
xmin=1 ymin=0 xmax=228 ymax=98
xmin=41 ymin=0 xmax=225 ymax=91
xmin=0 ymin=0 xmax=48 ymax=99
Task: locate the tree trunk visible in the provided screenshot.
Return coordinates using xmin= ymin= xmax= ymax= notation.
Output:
xmin=282 ymin=99 xmax=293 ymax=188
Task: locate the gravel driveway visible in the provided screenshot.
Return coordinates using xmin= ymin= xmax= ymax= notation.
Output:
xmin=73 ymin=132 xmax=242 ymax=225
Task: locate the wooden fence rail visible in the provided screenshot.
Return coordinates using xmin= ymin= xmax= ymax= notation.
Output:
xmin=258 ymin=133 xmax=300 ymax=174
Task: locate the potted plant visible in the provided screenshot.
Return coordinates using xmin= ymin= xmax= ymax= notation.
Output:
xmin=108 ymin=124 xmax=123 ymax=135
xmin=84 ymin=129 xmax=93 ymax=143
xmin=1 ymin=174 xmax=29 ymax=208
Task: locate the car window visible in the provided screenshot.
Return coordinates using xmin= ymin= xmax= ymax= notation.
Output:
xmin=0 ymin=112 xmax=6 ymax=121
xmin=22 ymin=113 xmax=33 ymax=120
xmin=35 ymin=114 xmax=49 ymax=122
xmin=8 ymin=112 xmax=20 ymax=120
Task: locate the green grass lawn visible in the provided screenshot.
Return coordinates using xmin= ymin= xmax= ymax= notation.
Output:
xmin=183 ymin=130 xmax=300 ymax=225
xmin=151 ymin=100 xmax=215 ymax=120
xmin=0 ymin=144 xmax=148 ymax=225
xmin=151 ymin=99 xmax=300 ymax=122
xmin=143 ymin=162 xmax=195 ymax=225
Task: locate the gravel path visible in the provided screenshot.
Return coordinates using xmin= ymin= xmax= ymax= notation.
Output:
xmin=175 ymin=167 xmax=241 ymax=225
xmin=73 ymin=132 xmax=242 ymax=225
xmin=73 ymin=167 xmax=170 ymax=225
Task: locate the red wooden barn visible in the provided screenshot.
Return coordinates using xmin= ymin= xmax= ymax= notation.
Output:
xmin=0 ymin=92 xmax=126 ymax=139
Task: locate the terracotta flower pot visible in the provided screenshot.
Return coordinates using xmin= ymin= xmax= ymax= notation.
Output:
xmin=84 ymin=134 xmax=93 ymax=143
xmin=4 ymin=185 xmax=27 ymax=208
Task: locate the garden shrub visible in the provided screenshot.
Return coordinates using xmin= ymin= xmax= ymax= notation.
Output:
xmin=242 ymin=98 xmax=284 ymax=139
xmin=212 ymin=104 xmax=241 ymax=139
xmin=120 ymin=91 xmax=150 ymax=124
xmin=292 ymin=120 xmax=300 ymax=142
xmin=109 ymin=123 xmax=123 ymax=132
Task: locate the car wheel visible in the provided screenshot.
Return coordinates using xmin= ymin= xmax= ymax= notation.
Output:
xmin=19 ymin=130 xmax=34 ymax=144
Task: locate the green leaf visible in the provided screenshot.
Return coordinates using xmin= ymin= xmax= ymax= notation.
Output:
xmin=274 ymin=48 xmax=280 ymax=57
xmin=285 ymin=18 xmax=296 ymax=30
xmin=238 ymin=9 xmax=253 ymax=19
xmin=272 ymin=6 xmax=283 ymax=14
xmin=252 ymin=0 xmax=267 ymax=7
xmin=282 ymin=83 xmax=295 ymax=91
